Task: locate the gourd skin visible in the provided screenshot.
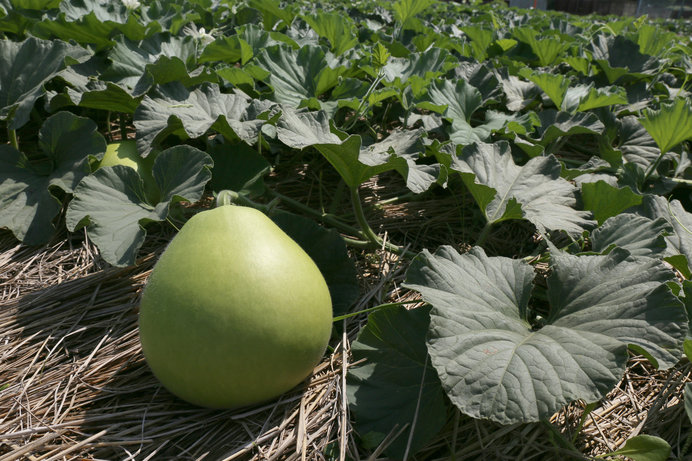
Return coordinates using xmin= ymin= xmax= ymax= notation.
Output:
xmin=98 ymin=140 xmax=159 ymax=203
xmin=138 ymin=205 xmax=333 ymax=409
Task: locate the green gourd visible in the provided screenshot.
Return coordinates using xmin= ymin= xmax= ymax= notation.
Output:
xmin=138 ymin=205 xmax=333 ymax=408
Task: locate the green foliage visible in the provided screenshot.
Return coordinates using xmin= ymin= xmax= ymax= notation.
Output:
xmin=0 ymin=0 xmax=690 ymax=457
xmin=404 ymin=245 xmax=686 ymax=424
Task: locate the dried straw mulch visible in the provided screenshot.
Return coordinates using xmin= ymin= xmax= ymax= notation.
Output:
xmin=1 ymin=176 xmax=691 ymax=459
xmin=0 ymin=229 xmax=369 ymax=460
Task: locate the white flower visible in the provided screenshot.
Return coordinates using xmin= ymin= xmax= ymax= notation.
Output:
xmin=183 ymin=24 xmax=216 ymax=46
xmin=122 ymin=0 xmax=140 ymax=10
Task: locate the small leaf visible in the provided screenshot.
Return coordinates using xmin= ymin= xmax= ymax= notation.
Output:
xmin=581 ymin=180 xmax=643 ymax=225
xmin=640 ymin=98 xmax=692 ymax=154
xmin=371 ymin=42 xmax=391 ymax=68
xmin=602 ymin=435 xmax=670 ymax=461
xmin=347 ymin=305 xmax=448 ymax=459
xmin=304 ymin=12 xmax=358 ymax=57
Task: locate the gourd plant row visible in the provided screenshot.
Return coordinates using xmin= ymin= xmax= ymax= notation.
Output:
xmin=1 ymin=0 xmax=691 ymax=458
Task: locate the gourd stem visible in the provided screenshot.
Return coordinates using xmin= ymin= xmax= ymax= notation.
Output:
xmin=216 ymin=190 xmax=239 ymax=208
xmin=475 ymin=221 xmax=493 ymax=247
xmin=350 ymin=186 xmax=381 ymax=245
xmin=7 ymin=127 xmax=18 ymax=150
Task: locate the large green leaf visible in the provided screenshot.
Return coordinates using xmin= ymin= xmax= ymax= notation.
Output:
xmin=636 ymin=23 xmax=680 ymax=57
xmin=32 ymin=1 xmax=151 ymax=49
xmin=449 ymin=110 xmax=538 ymax=146
xmin=0 ymin=112 xmax=105 ymax=245
xmin=248 ymin=0 xmax=295 ymax=31
xmin=275 ymin=107 xmax=341 ymax=149
xmin=102 ymin=33 xmax=213 ymax=96
xmin=0 ymin=37 xmax=90 ymax=129
xmin=640 ymin=98 xmax=692 ymax=154
xmin=393 ymin=0 xmax=434 ymax=30
xmin=571 ymin=84 xmax=628 ymax=112
xmin=451 ymin=141 xmax=594 ymax=236
xmin=359 ymin=128 xmax=440 ymax=194
xmin=686 ymin=382 xmax=692 ymax=426
xmin=614 ymin=115 xmax=661 ymax=171
xmin=207 ymin=141 xmax=270 ymax=196
xmin=461 ymin=25 xmax=495 ymax=61
xmin=522 ymin=71 xmax=569 ymax=110
xmin=416 ymin=78 xmax=482 ymax=124
xmin=277 ymin=109 xmax=437 ymax=192
xmin=589 ymin=34 xmax=659 ymax=84
xmin=134 ymin=83 xmax=276 ymax=154
xmin=253 ymin=44 xmax=346 ymax=109
xmin=304 ymin=12 xmax=357 ymax=57
xmin=636 ymin=195 xmax=692 ymax=273
xmin=381 ymin=47 xmax=451 ymax=91
xmin=51 ymin=57 xmax=140 ymax=114
xmin=452 ymin=61 xmax=502 ymax=105
xmin=404 ymin=245 xmax=686 ymax=424
xmin=66 ymin=145 xmax=213 ymax=267
xmin=513 ymin=27 xmax=570 ymax=67
xmin=497 ymin=70 xmax=541 ymax=112
xmin=200 ymin=35 xmax=254 ymax=65
xmin=591 ymin=214 xmax=671 ymax=258
xmin=531 ymin=110 xmax=605 ymax=146
xmin=347 ymin=305 xmax=448 ymax=459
